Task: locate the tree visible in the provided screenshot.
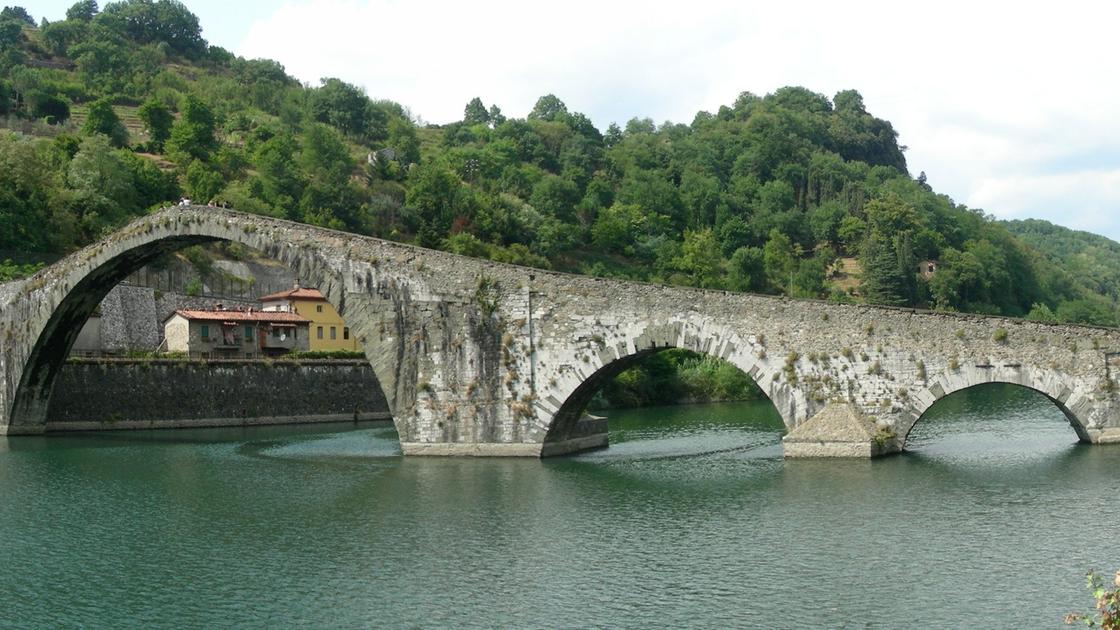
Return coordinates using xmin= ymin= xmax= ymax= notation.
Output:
xmin=528 ymin=94 xmax=568 ymax=122
xmin=95 ymin=0 xmax=207 ymax=59
xmin=252 ymin=132 xmax=302 ymax=211
xmin=116 ymin=150 xmax=178 ymax=206
xmin=837 ymin=215 xmax=866 ymax=252
xmin=41 ymin=19 xmax=89 ymax=56
xmin=793 ymin=250 xmax=831 ymax=298
xmin=137 ymin=97 xmax=172 ymax=151
xmin=529 ymin=174 xmax=580 ymax=222
xmin=30 ymin=92 xmax=70 ymax=124
xmin=0 ymin=133 xmax=71 ymax=251
xmin=185 ymin=159 xmax=223 ymax=201
xmin=310 ymin=77 xmax=383 ymax=142
xmin=405 ymin=160 xmax=464 ymax=233
xmin=487 ymin=104 xmax=505 ymax=126
xmin=81 ymin=98 xmax=128 ymax=147
xmin=673 ymin=228 xmax=722 ymax=288
xmin=859 ymin=194 xmax=920 ymax=305
xmin=604 ymin=123 xmax=622 ymax=147
xmin=717 ymin=216 xmax=753 ymax=256
xmin=591 ymin=202 xmax=667 ymax=255
xmin=680 ymin=169 xmax=720 ymax=229
xmin=69 ymin=36 xmax=131 ymax=92
xmin=66 ymin=134 xmax=138 ymax=238
xmin=861 ymin=232 xmax=909 ymax=306
xmin=463 ymin=97 xmax=489 ymax=125
xmin=1056 ymin=298 xmax=1117 ymax=327
xmin=0 ymin=6 xmax=33 ymax=26
xmin=387 ymin=116 xmax=420 ymax=165
xmin=728 ymin=246 xmax=766 ymax=292
xmin=832 ymin=89 xmax=865 ymax=114
xmin=66 ymin=0 xmax=99 ymax=21
xmin=0 ymin=18 xmax=24 ymax=67
xmin=763 ymin=229 xmax=799 ymax=294
xmin=165 ymin=95 xmax=216 ymax=162
xmin=300 ymin=123 xmax=353 ymax=184
xmin=808 ymin=200 xmax=847 ymax=245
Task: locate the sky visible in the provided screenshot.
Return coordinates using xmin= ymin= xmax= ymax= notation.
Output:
xmin=29 ymin=1 xmax=1120 ymax=241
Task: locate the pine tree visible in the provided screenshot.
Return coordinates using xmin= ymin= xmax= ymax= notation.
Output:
xmin=861 ymin=232 xmax=908 ymax=306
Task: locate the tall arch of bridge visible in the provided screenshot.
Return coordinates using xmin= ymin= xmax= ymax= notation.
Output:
xmin=3 ymin=205 xmax=1120 ymax=457
xmin=0 ymin=212 xmax=401 ymax=437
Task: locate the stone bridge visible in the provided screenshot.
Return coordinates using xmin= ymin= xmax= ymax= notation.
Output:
xmin=3 ymin=205 xmax=1120 ymax=457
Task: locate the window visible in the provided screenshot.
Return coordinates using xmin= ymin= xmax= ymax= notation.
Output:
xmin=245 ymin=325 xmax=253 ymax=341
xmin=272 ymin=328 xmax=281 ymax=338
xmin=330 ymin=326 xmax=336 ymax=340
xmin=317 ymin=326 xmax=323 ymax=339
xmin=316 ymin=304 xmax=323 ymax=313
xmin=343 ymin=327 xmax=350 ymax=340
xmin=200 ymin=324 xmax=209 ymax=339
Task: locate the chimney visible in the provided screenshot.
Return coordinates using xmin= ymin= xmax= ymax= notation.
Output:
xmin=216 ymin=303 xmax=223 ymax=311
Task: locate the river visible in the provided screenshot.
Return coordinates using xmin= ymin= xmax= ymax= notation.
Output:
xmin=0 ymin=384 xmax=1116 ymax=628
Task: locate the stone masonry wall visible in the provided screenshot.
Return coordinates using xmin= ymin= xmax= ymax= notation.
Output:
xmin=45 ymin=359 xmax=390 ymax=430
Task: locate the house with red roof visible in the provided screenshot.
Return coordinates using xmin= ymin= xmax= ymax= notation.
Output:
xmin=162 ymin=306 xmax=311 ymax=358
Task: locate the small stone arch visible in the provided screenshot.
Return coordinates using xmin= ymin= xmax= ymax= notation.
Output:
xmin=896 ymin=368 xmax=1092 ymax=447
xmin=538 ymin=319 xmax=789 ymax=453
xmin=3 ymin=207 xmax=398 ymax=436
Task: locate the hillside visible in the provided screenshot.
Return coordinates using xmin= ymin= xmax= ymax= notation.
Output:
xmin=0 ymin=2 xmax=1115 ymax=326
xmin=1004 ymin=219 xmax=1120 ymax=325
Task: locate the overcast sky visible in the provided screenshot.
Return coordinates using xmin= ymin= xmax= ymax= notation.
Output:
xmin=31 ymin=1 xmax=1120 ymax=241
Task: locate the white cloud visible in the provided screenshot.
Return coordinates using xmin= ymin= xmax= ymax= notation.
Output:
xmin=972 ymin=169 xmax=1120 ymax=233
xmin=237 ymin=0 xmax=1120 ymax=240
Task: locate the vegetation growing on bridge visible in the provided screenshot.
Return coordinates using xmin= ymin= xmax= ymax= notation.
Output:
xmin=0 ymin=1 xmax=1117 ymax=331
xmin=0 ymin=258 xmax=42 ymax=281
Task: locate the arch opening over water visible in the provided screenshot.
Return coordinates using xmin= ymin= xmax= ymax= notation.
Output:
xmin=900 ymin=382 xmax=1090 ymax=453
xmin=542 ymin=345 xmax=785 ymax=453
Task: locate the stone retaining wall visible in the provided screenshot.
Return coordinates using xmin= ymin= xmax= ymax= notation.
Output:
xmin=45 ymin=359 xmax=391 ymax=431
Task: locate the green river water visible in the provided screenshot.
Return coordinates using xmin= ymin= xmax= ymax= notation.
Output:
xmin=0 ymin=383 xmax=1117 ymax=628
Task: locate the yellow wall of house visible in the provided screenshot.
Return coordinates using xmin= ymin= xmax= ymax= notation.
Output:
xmin=292 ymin=299 xmax=358 ymax=351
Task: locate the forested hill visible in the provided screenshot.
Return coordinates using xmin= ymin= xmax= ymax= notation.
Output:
xmin=1 ymin=1 xmax=1117 ymax=325
xmin=1003 ymin=219 xmax=1120 ymax=325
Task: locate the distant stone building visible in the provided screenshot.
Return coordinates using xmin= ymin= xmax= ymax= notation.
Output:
xmin=258 ymin=286 xmax=358 ymax=351
xmin=162 ymin=308 xmax=310 ymax=358
xmin=919 ymin=260 xmax=939 ymax=280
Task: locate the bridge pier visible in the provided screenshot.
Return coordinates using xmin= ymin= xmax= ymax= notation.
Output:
xmin=1086 ymin=428 xmax=1120 ymax=444
xmin=782 ymin=402 xmax=901 ymax=458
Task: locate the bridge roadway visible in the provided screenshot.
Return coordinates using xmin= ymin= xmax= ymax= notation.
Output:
xmin=3 ymin=205 xmax=1120 ymax=456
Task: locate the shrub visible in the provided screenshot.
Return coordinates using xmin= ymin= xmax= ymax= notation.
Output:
xmin=1065 ymin=570 xmax=1120 ymax=628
